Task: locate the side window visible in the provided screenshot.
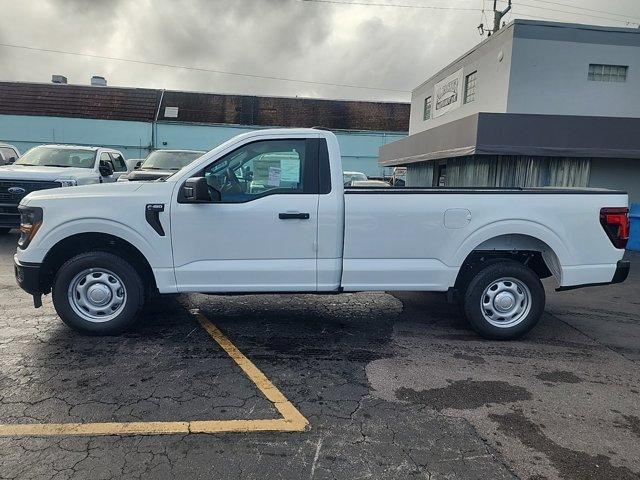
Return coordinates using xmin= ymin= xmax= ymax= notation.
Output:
xmin=111 ymin=153 xmax=127 ymax=172
xmin=99 ymin=152 xmax=114 ymax=171
xmin=202 ymin=139 xmax=309 ymax=202
xmin=0 ymin=147 xmax=17 ymax=163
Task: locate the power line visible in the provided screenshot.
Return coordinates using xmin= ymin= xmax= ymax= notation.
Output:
xmin=299 ymin=0 xmax=480 ymax=11
xmin=513 ymin=1 xmax=638 ymax=24
xmin=513 ymin=9 xmax=638 ymax=28
xmin=524 ymin=0 xmax=640 ymax=22
xmin=0 ymin=42 xmax=410 ymax=93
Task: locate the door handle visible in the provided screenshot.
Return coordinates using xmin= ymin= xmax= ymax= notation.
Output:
xmin=279 ymin=212 xmax=310 ymax=220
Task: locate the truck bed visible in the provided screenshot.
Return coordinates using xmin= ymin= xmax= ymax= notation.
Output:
xmin=340 ymin=186 xmax=628 ymax=291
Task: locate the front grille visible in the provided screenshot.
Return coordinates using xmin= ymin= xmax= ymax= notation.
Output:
xmin=0 ymin=180 xmax=61 ymax=204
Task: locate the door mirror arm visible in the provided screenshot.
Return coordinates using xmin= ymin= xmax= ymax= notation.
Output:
xmin=179 ymin=177 xmax=220 ymax=203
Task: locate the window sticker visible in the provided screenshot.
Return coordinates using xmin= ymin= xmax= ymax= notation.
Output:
xmin=268 ymin=166 xmax=281 ymax=186
xmin=280 ymin=158 xmax=300 ymax=183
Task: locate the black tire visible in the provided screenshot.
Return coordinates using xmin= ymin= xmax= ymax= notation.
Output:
xmin=0 ymin=228 xmax=11 ymax=234
xmin=52 ymin=251 xmax=145 ymax=335
xmin=463 ymin=261 xmax=545 ymax=340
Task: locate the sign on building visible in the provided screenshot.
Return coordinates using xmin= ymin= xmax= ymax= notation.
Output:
xmin=433 ymin=68 xmax=463 ymax=118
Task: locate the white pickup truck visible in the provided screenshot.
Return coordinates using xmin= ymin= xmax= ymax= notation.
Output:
xmin=14 ymin=129 xmax=630 ymax=339
xmin=0 ymin=145 xmax=130 ymax=231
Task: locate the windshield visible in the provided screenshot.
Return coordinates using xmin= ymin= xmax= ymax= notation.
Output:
xmin=141 ymin=151 xmax=204 ymax=171
xmin=14 ymin=146 xmax=96 ymax=168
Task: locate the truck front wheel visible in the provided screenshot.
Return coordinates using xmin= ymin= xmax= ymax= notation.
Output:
xmin=463 ymin=261 xmax=545 ymax=340
xmin=52 ymin=252 xmax=145 ymax=335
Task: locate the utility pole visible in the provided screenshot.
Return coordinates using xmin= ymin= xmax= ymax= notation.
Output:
xmin=492 ymin=0 xmax=511 ymax=33
xmin=478 ymin=0 xmax=512 ymax=37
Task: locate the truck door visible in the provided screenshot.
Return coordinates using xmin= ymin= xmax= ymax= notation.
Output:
xmin=170 ymin=138 xmax=320 ymax=292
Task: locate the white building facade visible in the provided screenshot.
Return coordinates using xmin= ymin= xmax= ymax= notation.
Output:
xmin=381 ymin=20 xmax=640 ymax=204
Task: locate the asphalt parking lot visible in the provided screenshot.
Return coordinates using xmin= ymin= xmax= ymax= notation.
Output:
xmin=1 ymin=231 xmax=639 ymax=480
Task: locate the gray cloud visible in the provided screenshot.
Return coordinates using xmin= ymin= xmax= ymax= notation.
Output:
xmin=0 ymin=0 xmax=639 ymax=102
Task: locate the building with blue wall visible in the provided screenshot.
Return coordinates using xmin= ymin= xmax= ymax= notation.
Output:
xmin=0 ymin=81 xmax=408 ymax=177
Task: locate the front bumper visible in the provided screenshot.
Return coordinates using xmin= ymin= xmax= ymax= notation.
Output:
xmin=14 ymin=255 xmax=42 ymax=296
xmin=556 ymin=260 xmax=630 ymax=291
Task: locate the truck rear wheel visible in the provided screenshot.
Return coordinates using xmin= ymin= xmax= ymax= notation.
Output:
xmin=52 ymin=251 xmax=144 ymax=335
xmin=462 ymin=261 xmax=545 ymax=340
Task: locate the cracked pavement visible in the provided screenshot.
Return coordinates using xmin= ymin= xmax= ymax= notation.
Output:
xmin=1 ymin=232 xmax=639 ymax=479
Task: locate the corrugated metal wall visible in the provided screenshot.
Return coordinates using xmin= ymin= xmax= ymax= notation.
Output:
xmin=407 ymin=155 xmax=591 ymax=188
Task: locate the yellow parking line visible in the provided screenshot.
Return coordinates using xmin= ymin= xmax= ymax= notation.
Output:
xmin=193 ymin=310 xmax=308 ymax=430
xmin=0 ymin=309 xmax=308 ymax=437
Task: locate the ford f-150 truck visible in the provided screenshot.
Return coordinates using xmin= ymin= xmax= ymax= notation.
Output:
xmin=0 ymin=145 xmax=130 ymax=231
xmin=13 ymin=129 xmax=630 ymax=339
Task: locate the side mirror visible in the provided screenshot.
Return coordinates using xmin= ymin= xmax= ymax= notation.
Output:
xmin=99 ymin=161 xmax=114 ymax=177
xmin=7 ymin=157 xmax=16 ymax=164
xmin=180 ymin=177 xmax=220 ymax=203
xmin=134 ymin=161 xmax=142 ymax=170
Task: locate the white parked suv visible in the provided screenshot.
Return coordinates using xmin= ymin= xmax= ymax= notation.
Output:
xmin=13 ymin=129 xmax=630 ymax=339
xmin=0 ymin=145 xmax=130 ymax=231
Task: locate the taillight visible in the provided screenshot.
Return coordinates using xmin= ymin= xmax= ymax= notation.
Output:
xmin=600 ymin=207 xmax=629 ymax=249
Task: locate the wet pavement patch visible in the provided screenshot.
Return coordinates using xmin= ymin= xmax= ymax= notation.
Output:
xmin=535 ymin=370 xmax=582 ymax=384
xmin=490 ymin=410 xmax=639 ymax=480
xmin=395 ymin=379 xmax=531 ymax=411
xmin=452 ymin=352 xmax=486 ymax=364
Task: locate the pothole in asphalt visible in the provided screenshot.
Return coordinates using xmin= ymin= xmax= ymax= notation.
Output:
xmin=535 ymin=370 xmax=582 ymax=384
xmin=395 ymin=379 xmax=531 ymax=410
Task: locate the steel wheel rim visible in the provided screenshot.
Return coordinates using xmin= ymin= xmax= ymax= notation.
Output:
xmin=480 ymin=277 xmax=531 ymax=328
xmin=67 ymin=268 xmax=127 ymax=323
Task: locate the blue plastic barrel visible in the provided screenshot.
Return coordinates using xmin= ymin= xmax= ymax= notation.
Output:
xmin=629 ymin=203 xmax=640 ymax=251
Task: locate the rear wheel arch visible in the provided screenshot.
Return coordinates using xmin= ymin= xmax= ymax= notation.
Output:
xmin=454 ymin=234 xmax=563 ymax=291
xmin=39 ymin=232 xmax=156 ymax=296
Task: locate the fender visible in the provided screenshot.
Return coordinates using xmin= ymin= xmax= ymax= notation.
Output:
xmin=27 ymin=218 xmax=165 ymax=268
xmin=452 ymin=219 xmax=572 ymax=269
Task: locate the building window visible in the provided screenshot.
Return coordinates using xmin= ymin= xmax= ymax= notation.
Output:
xmin=588 ymin=64 xmax=628 ymax=82
xmin=464 ymin=71 xmax=477 ymax=104
xmin=423 ymin=96 xmax=432 ymax=120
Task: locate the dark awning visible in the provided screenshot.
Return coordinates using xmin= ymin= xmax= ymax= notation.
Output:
xmin=379 ymin=112 xmax=640 ymax=167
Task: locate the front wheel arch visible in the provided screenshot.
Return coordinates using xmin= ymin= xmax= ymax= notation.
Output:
xmin=40 ymin=232 xmax=156 ymax=296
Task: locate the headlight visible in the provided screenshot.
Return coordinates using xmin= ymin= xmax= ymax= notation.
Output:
xmin=56 ymin=179 xmax=77 ymax=187
xmin=18 ymin=206 xmax=43 ymax=250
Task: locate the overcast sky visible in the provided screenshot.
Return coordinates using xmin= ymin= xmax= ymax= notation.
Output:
xmin=0 ymin=0 xmax=639 ymax=102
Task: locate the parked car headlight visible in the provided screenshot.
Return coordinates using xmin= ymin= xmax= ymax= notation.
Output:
xmin=18 ymin=206 xmax=43 ymax=250
xmin=56 ymin=178 xmax=77 ymax=187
